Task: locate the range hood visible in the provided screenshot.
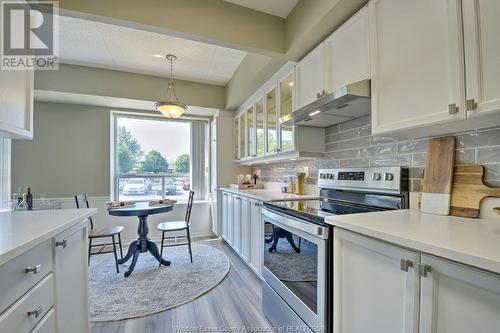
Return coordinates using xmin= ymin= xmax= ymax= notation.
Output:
xmin=280 ymin=80 xmax=371 ymax=128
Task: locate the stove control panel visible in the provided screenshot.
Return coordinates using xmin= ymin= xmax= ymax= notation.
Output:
xmin=338 ymin=171 xmax=365 ymax=181
xmin=318 ymin=167 xmax=407 ymax=193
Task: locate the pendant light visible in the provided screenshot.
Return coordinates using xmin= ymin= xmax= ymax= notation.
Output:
xmin=155 ymin=54 xmax=187 ymax=118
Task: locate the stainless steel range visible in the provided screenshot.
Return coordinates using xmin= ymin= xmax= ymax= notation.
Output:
xmin=261 ymin=167 xmax=409 ymax=333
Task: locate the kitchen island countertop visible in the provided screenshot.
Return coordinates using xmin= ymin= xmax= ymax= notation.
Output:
xmin=0 ymin=208 xmax=97 ymax=266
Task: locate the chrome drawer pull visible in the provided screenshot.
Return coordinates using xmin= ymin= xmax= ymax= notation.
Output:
xmin=25 ymin=264 xmax=42 ymax=274
xmin=55 ymin=239 xmax=67 ymax=248
xmin=27 ymin=306 xmax=43 ymax=318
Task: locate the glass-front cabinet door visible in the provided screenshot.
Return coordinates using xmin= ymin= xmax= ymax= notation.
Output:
xmin=279 ymin=72 xmax=295 ymax=152
xmin=233 ymin=117 xmax=239 ymax=160
xmin=246 ymin=106 xmax=255 ymax=157
xmin=255 ymin=98 xmax=265 ymax=156
xmin=239 ymin=113 xmax=246 ymax=159
xmin=266 ymin=88 xmax=278 ymax=154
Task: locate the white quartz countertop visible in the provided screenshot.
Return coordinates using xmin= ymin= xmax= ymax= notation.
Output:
xmin=0 ymin=208 xmax=97 ymax=266
xmin=220 ymin=187 xmax=318 ymax=202
xmin=325 ymin=209 xmax=500 ymax=274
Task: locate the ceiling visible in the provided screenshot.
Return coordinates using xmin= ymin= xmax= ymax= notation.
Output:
xmin=223 ymin=0 xmax=300 ymax=18
xmin=58 ymin=16 xmax=247 ymax=85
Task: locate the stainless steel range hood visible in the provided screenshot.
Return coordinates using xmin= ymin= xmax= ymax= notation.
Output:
xmin=280 ymin=80 xmax=371 ymax=128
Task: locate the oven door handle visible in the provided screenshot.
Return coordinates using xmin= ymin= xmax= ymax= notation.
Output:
xmin=262 ymin=208 xmax=329 ymax=239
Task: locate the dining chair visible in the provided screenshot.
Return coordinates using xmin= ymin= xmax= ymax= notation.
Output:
xmin=157 ymin=191 xmax=194 ymax=265
xmin=74 ymin=193 xmax=124 ymax=273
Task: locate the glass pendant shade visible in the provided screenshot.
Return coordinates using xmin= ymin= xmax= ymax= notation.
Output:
xmin=155 ymin=54 xmax=187 ymax=118
xmin=155 ymin=101 xmax=187 ymax=119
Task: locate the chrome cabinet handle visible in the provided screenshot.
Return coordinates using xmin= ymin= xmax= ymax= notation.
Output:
xmin=400 ymin=259 xmax=413 ymax=272
xmin=55 ymin=239 xmax=67 ymax=248
xmin=417 ymin=263 xmax=432 ymax=277
xmin=317 ymin=92 xmax=321 ymax=99
xmin=25 ymin=264 xmax=42 ymax=274
xmin=27 ymin=306 xmax=43 ymax=318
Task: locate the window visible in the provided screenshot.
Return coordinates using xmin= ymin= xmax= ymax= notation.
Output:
xmin=112 ymin=113 xmax=207 ymax=202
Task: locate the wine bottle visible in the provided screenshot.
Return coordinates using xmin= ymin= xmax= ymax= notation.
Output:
xmin=26 ymin=187 xmax=33 ymax=210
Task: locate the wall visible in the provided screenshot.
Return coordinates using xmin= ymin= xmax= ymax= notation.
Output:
xmin=252 ymin=116 xmax=500 ymax=219
xmin=12 ymin=102 xmax=110 ymax=197
xmin=11 ymin=101 xmax=215 ymax=240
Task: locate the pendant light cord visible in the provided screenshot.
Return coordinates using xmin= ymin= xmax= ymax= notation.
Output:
xmin=167 ymin=55 xmax=180 ymax=102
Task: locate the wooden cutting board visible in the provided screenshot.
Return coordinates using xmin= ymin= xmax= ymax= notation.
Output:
xmin=450 ymin=165 xmax=500 ymax=218
xmin=420 ymin=136 xmax=456 ymax=215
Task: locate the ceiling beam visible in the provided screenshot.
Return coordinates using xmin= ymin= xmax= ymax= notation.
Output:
xmin=53 ymin=0 xmax=286 ymax=56
xmin=35 ymin=64 xmax=226 ymax=109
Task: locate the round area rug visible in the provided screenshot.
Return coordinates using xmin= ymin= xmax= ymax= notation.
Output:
xmin=264 ymin=237 xmax=317 ymax=282
xmin=88 ymin=243 xmax=230 ymax=322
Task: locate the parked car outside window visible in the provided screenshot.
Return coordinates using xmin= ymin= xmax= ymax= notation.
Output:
xmin=123 ymin=178 xmax=147 ymax=195
xmin=165 ymin=179 xmax=177 ymax=195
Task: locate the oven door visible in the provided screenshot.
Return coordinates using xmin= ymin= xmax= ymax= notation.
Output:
xmin=262 ymin=208 xmax=328 ymax=332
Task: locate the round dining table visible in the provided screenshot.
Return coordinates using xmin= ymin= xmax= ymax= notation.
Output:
xmin=108 ymin=202 xmax=173 ymax=277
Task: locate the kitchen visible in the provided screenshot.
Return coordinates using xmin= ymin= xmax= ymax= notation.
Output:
xmin=0 ymin=0 xmax=500 ymax=333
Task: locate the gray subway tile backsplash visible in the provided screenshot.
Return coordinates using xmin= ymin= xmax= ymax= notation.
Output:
xmin=331 ymin=125 xmax=371 ymax=142
xmin=456 ymin=128 xmax=500 ymax=148
xmin=455 ymin=149 xmax=475 ymax=165
xmin=339 ymin=115 xmax=370 ymax=131
xmin=369 ymin=154 xmax=412 ymax=167
xmin=477 ymin=146 xmax=500 ymax=163
xmin=252 ymin=117 xmax=500 ymax=191
xmin=337 ymin=137 xmax=370 ymax=150
xmin=397 ymin=139 xmax=428 ymax=154
xmin=339 ymin=158 xmax=369 ymax=168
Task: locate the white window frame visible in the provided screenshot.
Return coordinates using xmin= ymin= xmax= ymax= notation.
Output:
xmin=110 ymin=111 xmax=209 ymax=202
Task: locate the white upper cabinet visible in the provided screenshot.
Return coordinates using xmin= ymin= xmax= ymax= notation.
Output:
xmin=462 ymin=0 xmax=500 ymax=119
xmin=325 ymin=5 xmax=370 ymax=94
xmin=0 ymin=68 xmax=34 ymax=139
xmin=419 ymin=254 xmax=500 ymax=333
xmin=369 ymin=0 xmax=465 ymax=136
xmin=295 ymin=43 xmax=326 ymax=110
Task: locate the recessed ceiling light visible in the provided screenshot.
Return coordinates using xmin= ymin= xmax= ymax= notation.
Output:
xmin=309 ymin=110 xmax=321 ymax=116
xmin=152 ymin=54 xmax=164 ymax=58
xmin=288 ymin=81 xmax=294 ymax=87
xmin=290 ymin=158 xmax=296 ymax=161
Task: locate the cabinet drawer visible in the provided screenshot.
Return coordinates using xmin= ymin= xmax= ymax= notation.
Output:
xmin=0 ymin=239 xmax=52 ymax=314
xmin=0 ymin=274 xmax=54 ymax=333
xmin=31 ymin=308 xmax=56 ymax=333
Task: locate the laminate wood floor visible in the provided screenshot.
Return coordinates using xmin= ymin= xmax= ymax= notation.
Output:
xmin=90 ymin=240 xmax=272 ymax=333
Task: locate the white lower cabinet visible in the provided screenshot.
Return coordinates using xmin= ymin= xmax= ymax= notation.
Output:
xmin=334 ymin=229 xmax=500 ymax=333
xmin=240 ymin=197 xmax=250 ymax=261
xmin=333 ymin=228 xmax=420 ymax=333
xmin=248 ymin=199 xmax=262 ymax=276
xmin=227 ymin=194 xmax=234 ymax=246
xmin=220 ymin=191 xmax=263 ymax=278
xmin=221 ymin=192 xmax=229 ymax=240
xmin=232 ymin=195 xmax=242 ymax=253
xmin=0 ymin=218 xmax=90 ymax=333
xmin=53 ymin=222 xmax=89 ymax=333
xmin=419 ymin=254 xmax=500 ymax=333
